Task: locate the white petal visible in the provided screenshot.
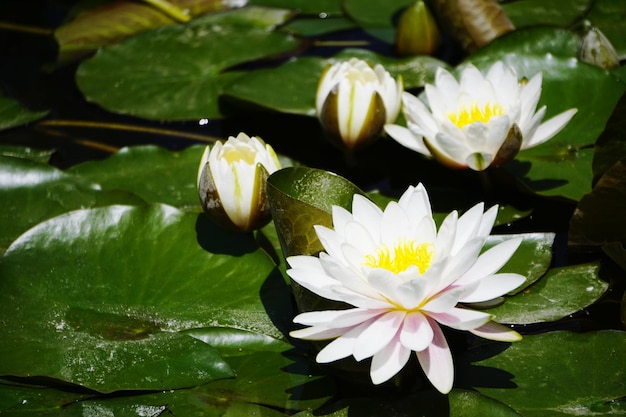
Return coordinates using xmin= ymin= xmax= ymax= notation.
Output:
xmin=460 ymin=273 xmax=526 ymax=303
xmin=353 ymin=310 xmax=406 ymax=361
xmin=399 ymin=311 xmax=434 ymax=352
xmin=428 ymin=307 xmax=493 ymax=330
xmin=370 ymin=333 xmax=411 ymax=384
xmin=518 ymin=72 xmax=542 ymax=128
xmin=421 ymin=287 xmax=465 ymax=313
xmin=452 ymin=203 xmax=484 ymax=254
xmin=398 ymin=183 xmax=433 ymax=224
xmin=433 ymin=210 xmax=458 ymax=262
xmin=469 ymin=321 xmax=522 ymax=342
xmin=344 ymin=220 xmax=377 ymax=254
xmin=316 ymin=320 xmax=372 ymax=363
xmin=314 ymin=225 xmax=345 ymax=261
xmin=415 ymin=318 xmax=454 ymax=394
xmin=351 ymin=194 xmax=384 ymax=234
xmin=403 ymin=92 xmax=439 ymax=136
xmin=522 ymin=108 xmax=577 ymax=150
xmin=380 ymin=202 xmax=411 ymax=243
xmin=476 ymin=205 xmax=498 ymax=238
xmin=385 ymin=124 xmax=430 ymax=155
xmin=294 ymin=308 xmax=386 ymax=328
xmin=290 ymin=325 xmax=350 ymax=340
xmin=438 ymin=238 xmax=485 ymax=289
xmin=458 ymin=237 xmax=522 ymax=285
xmin=331 ymin=205 xmax=353 ymax=236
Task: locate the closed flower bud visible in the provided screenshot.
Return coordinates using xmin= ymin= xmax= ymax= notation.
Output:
xmin=395 ymin=0 xmax=441 ymax=56
xmin=579 ymin=24 xmax=620 ymax=70
xmin=197 ymin=132 xmax=281 ymax=232
xmin=316 ymin=58 xmax=403 ymax=151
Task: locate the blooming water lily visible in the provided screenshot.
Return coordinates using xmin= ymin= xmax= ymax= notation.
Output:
xmin=317 ymin=58 xmax=403 ymax=150
xmin=288 ymin=184 xmax=524 ymax=393
xmin=197 ymin=132 xmax=281 ymax=232
xmin=385 ymin=62 xmax=578 ymax=170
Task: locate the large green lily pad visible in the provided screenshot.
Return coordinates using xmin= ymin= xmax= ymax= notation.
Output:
xmin=0 ymin=155 xmax=143 ymax=254
xmin=0 ymin=204 xmax=285 ymax=392
xmin=459 ymin=331 xmax=626 ymax=417
xmin=502 ymin=0 xmax=590 ymax=28
xmin=76 ymin=6 xmax=302 ymax=120
xmin=68 ymin=144 xmax=205 ymax=210
xmin=487 ymin=262 xmax=608 ymax=324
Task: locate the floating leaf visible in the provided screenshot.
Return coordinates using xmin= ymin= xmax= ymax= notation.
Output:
xmin=283 ymin=16 xmax=357 ymax=37
xmin=224 ymin=49 xmax=447 ymax=116
xmin=502 ymin=0 xmax=590 ymax=28
xmin=295 ymin=389 xmax=521 ymax=417
xmin=485 ymin=233 xmax=555 ymax=294
xmin=342 ymin=0 xmax=414 ymax=43
xmin=0 ymin=96 xmax=47 ymax=131
xmin=486 ymin=262 xmax=608 ymax=324
xmin=249 ymin=0 xmax=343 ymax=15
xmin=0 ymin=145 xmax=53 ymax=163
xmin=54 ymin=0 xmax=246 ymax=63
xmin=459 ymin=331 xmax=626 ymax=417
xmin=76 ymin=7 xmax=302 ymax=120
xmin=0 ymin=204 xmax=284 ymax=392
xmin=68 ymin=144 xmax=205 ymax=210
xmin=0 ymin=155 xmax=143 ymax=254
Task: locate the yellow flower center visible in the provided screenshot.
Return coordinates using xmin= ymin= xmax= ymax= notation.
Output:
xmin=222 ymin=146 xmax=256 ymax=165
xmin=448 ymin=102 xmax=504 ymax=129
xmin=364 ymin=239 xmax=433 ymax=274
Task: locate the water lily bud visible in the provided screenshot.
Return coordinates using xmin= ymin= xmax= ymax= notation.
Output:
xmin=197 ymin=132 xmax=281 ymax=232
xmin=579 ymin=24 xmax=620 ymax=70
xmin=395 ymin=0 xmax=441 ymax=56
xmin=316 ymin=58 xmax=403 ymax=151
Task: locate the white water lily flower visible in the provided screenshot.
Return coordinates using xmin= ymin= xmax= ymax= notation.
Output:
xmin=317 ymin=58 xmax=403 ymax=150
xmin=197 ymin=132 xmax=281 ymax=232
xmin=385 ymin=62 xmax=578 ymax=170
xmin=288 ymin=184 xmax=524 ymax=393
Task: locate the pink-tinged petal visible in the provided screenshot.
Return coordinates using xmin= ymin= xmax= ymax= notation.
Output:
xmin=460 ymin=273 xmax=526 ymax=303
xmin=396 ymin=277 xmax=429 ymax=309
xmin=469 ymin=321 xmax=522 ymax=342
xmin=522 ymin=108 xmax=577 ymax=150
xmin=416 ymin=318 xmax=454 ymax=394
xmin=370 ymin=333 xmax=411 ymax=384
xmin=290 ymin=325 xmax=350 ymax=340
xmin=399 ymin=311 xmax=434 ymax=352
xmin=316 ymin=320 xmax=372 ymax=363
xmin=384 ymin=124 xmax=430 ymax=155
xmin=457 ymin=237 xmax=523 ymax=285
xmin=294 ymin=308 xmax=387 ymax=328
xmin=428 ymin=307 xmax=493 ymax=330
xmin=476 ymin=205 xmax=498 ymax=238
xmin=353 ymin=310 xmax=406 ymax=361
xmin=452 ymin=203 xmax=484 ymax=254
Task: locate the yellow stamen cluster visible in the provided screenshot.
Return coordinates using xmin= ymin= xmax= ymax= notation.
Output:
xmin=364 ymin=239 xmax=433 ymax=274
xmin=448 ymin=102 xmax=503 ymax=129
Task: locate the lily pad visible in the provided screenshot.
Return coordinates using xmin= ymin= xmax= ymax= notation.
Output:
xmin=294 ymin=389 xmax=521 ymax=417
xmin=0 ymin=204 xmax=283 ymax=392
xmin=485 ymin=233 xmax=555 ymax=294
xmin=0 ymin=155 xmax=143 ymax=254
xmin=76 ymin=7 xmax=302 ymax=120
xmin=486 ymin=262 xmax=608 ymax=324
xmin=465 ymin=27 xmax=626 ymax=200
xmin=0 ymin=145 xmax=53 ymax=163
xmin=342 ymin=0 xmax=414 ymax=43
xmin=249 ymin=0 xmax=343 ymax=15
xmin=68 ymin=144 xmax=205 ymax=210
xmin=501 ymin=0 xmax=591 ymax=28
xmin=224 ymin=49 xmax=447 ymax=116
xmin=0 ymin=96 xmax=47 ymax=131
xmin=459 ymin=330 xmax=626 ymax=417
